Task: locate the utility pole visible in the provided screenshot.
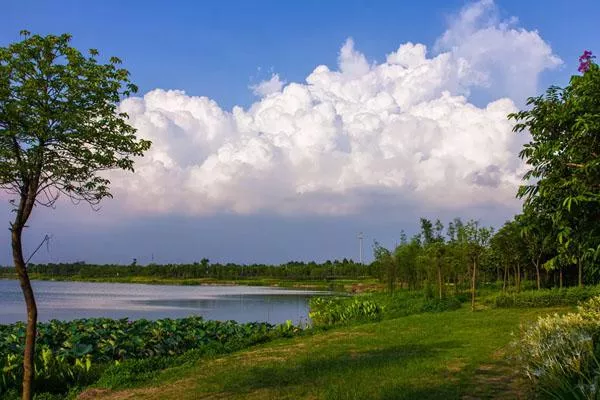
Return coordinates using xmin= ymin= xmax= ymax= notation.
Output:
xmin=358 ymin=232 xmax=364 ymax=264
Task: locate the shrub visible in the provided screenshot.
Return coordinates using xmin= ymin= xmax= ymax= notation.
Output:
xmin=517 ymin=296 xmax=600 ymax=399
xmin=420 ymin=297 xmax=462 ymax=313
xmin=492 ymin=285 xmax=600 ymax=308
xmin=308 ymin=297 xmax=383 ymax=327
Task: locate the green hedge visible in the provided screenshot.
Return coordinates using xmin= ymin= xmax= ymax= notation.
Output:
xmin=491 ymin=286 xmax=600 ymax=308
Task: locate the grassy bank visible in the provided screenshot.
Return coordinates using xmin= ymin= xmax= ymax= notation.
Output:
xmin=81 ymin=306 xmax=566 ymax=400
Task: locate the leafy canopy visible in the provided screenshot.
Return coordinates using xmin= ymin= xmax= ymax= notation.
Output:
xmin=0 ymin=31 xmax=151 ymax=216
xmin=510 ymin=51 xmax=600 ymax=269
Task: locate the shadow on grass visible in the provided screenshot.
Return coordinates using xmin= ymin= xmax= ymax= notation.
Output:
xmin=220 ymin=340 xmax=464 ymax=398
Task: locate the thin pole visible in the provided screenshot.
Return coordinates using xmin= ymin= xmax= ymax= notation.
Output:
xmin=25 ymin=235 xmax=51 ymax=265
xmin=358 ymin=232 xmax=364 ymax=264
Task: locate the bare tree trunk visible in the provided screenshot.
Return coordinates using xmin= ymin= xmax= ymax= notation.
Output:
xmin=11 ymin=181 xmax=39 ymax=400
xmin=534 ymin=256 xmax=541 ymax=290
xmin=471 ymin=259 xmax=477 ymax=312
xmin=437 ymin=264 xmax=443 ymax=300
xmin=578 ymin=258 xmax=583 ymax=287
xmin=559 ymin=267 xmax=563 ymax=289
xmin=12 ymin=225 xmax=37 ymax=400
xmin=517 ymin=263 xmax=521 ymax=293
xmin=502 ymin=265 xmax=508 ymax=292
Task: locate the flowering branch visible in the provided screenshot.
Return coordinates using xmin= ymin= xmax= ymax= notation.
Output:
xmin=578 ymin=50 xmax=596 ymax=73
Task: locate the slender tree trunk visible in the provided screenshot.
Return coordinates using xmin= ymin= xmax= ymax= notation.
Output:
xmin=471 ymin=259 xmax=477 ymax=312
xmin=12 ymin=224 xmax=37 ymax=400
xmin=517 ymin=263 xmax=521 ymax=293
xmin=559 ymin=267 xmax=563 ymax=289
xmin=502 ymin=265 xmax=508 ymax=292
xmin=578 ymin=258 xmax=583 ymax=287
xmin=437 ymin=264 xmax=442 ymax=300
xmin=534 ymin=256 xmax=541 ymax=290
xmin=10 ymin=179 xmax=40 ymax=400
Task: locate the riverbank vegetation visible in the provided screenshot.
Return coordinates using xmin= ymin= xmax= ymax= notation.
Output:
xmin=4 ymin=284 xmax=600 ymax=399
xmin=79 ymin=306 xmax=564 ymax=400
xmin=0 ymin=317 xmax=298 ymax=398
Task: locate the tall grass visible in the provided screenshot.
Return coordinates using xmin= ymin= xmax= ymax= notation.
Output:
xmin=517 ymin=296 xmax=600 ymax=399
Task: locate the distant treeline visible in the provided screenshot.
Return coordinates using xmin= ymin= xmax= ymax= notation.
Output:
xmin=2 ymin=259 xmax=376 ymax=281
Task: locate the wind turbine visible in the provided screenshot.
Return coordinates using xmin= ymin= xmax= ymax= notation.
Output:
xmin=358 ymin=232 xmax=364 ymax=264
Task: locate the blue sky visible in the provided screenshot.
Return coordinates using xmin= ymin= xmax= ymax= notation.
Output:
xmin=1 ymin=1 xmax=599 ymax=265
xmin=3 ymin=0 xmax=597 ymax=108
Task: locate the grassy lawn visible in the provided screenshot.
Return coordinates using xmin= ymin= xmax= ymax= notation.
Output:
xmin=82 ymin=307 xmax=564 ymax=400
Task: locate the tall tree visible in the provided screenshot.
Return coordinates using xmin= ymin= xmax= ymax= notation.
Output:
xmin=490 ymin=219 xmax=527 ymax=292
xmin=421 ymin=219 xmax=446 ymax=300
xmin=517 ymin=209 xmax=555 ymax=289
xmin=462 ymin=220 xmax=493 ymax=311
xmin=394 ymin=231 xmax=421 ymax=290
xmin=373 ymin=240 xmax=396 ymax=293
xmin=0 ymin=32 xmax=150 ymax=399
xmin=510 ymin=51 xmax=600 ymax=287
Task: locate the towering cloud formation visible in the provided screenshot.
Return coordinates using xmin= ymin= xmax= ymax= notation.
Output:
xmin=110 ymin=0 xmax=561 ymax=217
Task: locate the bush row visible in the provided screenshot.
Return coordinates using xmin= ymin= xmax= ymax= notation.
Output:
xmin=308 ymin=292 xmax=463 ymax=328
xmin=490 ymin=285 xmax=600 ymax=308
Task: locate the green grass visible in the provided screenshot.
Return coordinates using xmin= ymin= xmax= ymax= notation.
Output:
xmin=82 ymin=306 xmax=567 ymax=400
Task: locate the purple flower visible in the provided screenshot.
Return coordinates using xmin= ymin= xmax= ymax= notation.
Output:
xmin=578 ymin=50 xmax=596 ymax=73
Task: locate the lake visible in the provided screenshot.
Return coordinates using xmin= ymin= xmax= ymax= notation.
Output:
xmin=0 ymin=280 xmax=326 ymax=325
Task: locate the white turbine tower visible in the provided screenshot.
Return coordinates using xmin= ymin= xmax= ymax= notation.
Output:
xmin=358 ymin=232 xmax=364 ymax=264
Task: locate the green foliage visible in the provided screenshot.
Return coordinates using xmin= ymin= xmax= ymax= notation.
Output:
xmin=492 ymin=285 xmax=600 ymax=308
xmin=510 ymin=55 xmax=600 ymax=285
xmin=309 ymin=291 xmax=464 ymax=328
xmin=517 ymin=296 xmax=600 ymax=399
xmin=376 ymin=291 xmax=464 ymax=317
xmin=0 ymin=316 xmax=298 ymax=396
xmin=420 ymin=297 xmax=462 ymax=313
xmin=1 ymin=31 xmax=152 ymax=399
xmin=0 ymin=31 xmax=151 ymax=205
xmin=308 ymin=297 xmax=384 ymax=327
xmin=26 ymin=259 xmax=374 ymax=282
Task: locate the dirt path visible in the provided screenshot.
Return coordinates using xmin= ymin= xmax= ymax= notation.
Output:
xmin=462 ymin=349 xmax=532 ymax=400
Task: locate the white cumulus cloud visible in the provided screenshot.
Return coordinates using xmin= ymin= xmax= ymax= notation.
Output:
xmin=107 ymin=0 xmax=560 ymax=217
xmin=435 ymin=0 xmax=562 ymax=101
xmin=250 ymin=73 xmax=286 ymax=97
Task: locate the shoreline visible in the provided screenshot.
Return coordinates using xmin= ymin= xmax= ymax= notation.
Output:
xmin=0 ymin=274 xmax=382 ymax=293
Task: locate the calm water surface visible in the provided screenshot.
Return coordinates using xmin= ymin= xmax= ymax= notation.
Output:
xmin=0 ymin=280 xmax=326 ymax=325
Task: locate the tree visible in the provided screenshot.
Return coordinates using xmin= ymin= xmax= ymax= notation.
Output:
xmin=0 ymin=32 xmax=150 ymax=399
xmin=446 ymin=218 xmax=469 ymax=292
xmin=419 ymin=218 xmax=446 ymax=299
xmin=462 ymin=220 xmax=492 ymax=311
xmin=517 ymin=209 xmax=555 ymax=289
xmin=394 ymin=231 xmax=421 ymax=290
xmin=490 ymin=219 xmax=528 ymax=292
xmin=510 ymin=50 xmax=600 ymax=287
xmin=373 ymin=240 xmax=396 ymax=293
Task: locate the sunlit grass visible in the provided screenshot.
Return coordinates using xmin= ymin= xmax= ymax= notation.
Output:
xmin=86 ymin=306 xmax=567 ymax=399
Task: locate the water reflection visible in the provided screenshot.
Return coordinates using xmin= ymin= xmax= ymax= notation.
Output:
xmin=0 ymin=280 xmax=326 ymax=325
